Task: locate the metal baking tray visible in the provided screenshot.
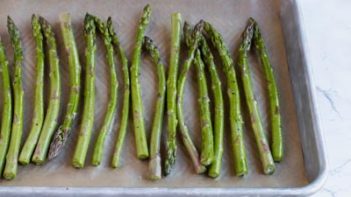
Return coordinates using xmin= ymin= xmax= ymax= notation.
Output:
xmin=0 ymin=0 xmax=327 ymax=196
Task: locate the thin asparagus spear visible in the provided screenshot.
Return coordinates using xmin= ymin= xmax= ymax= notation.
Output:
xmin=48 ymin=13 xmax=81 ymax=160
xmin=130 ymin=4 xmax=151 ymax=159
xmin=143 ymin=36 xmax=166 ymax=180
xmin=203 ymin=21 xmax=248 ymax=176
xmin=237 ymin=19 xmax=275 ymax=175
xmin=0 ymin=38 xmax=13 ymax=174
xmin=19 ymin=15 xmax=45 ymax=165
xmin=164 ymin=12 xmax=182 ymax=176
xmin=199 ymin=37 xmax=224 ymax=178
xmin=72 ymin=14 xmax=96 ymax=168
xmin=3 ymin=17 xmax=24 ymax=179
xmin=32 ymin=17 xmax=61 ymax=164
xmin=91 ymin=16 xmax=118 ymax=166
xmin=251 ymin=18 xmax=282 ymax=162
xmin=107 ymin=18 xmax=130 ymax=168
xmin=177 ymin=22 xmax=206 ymax=174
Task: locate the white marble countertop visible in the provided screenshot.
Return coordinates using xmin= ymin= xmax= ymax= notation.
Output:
xmin=298 ymin=0 xmax=350 ymax=196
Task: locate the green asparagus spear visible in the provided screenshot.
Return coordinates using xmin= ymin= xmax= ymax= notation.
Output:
xmin=251 ymin=18 xmax=282 ymax=162
xmin=203 ymin=21 xmax=248 ymax=176
xmin=32 ymin=17 xmax=61 ymax=164
xmin=107 ymin=18 xmax=130 ymax=168
xmin=143 ymin=36 xmax=166 ymax=180
xmin=237 ymin=19 xmax=275 ymax=175
xmin=91 ymin=16 xmax=118 ymax=166
xmin=177 ymin=22 xmax=206 ymax=174
xmin=18 ymin=15 xmax=45 ymax=165
xmin=199 ymin=37 xmax=224 ymax=178
xmin=0 ymin=38 xmax=13 ymax=174
xmin=3 ymin=17 xmax=24 ymax=179
xmin=48 ymin=13 xmax=81 ymax=160
xmin=130 ymin=4 xmax=151 ymax=159
xmin=72 ymin=14 xmax=96 ymax=168
xmin=164 ymin=12 xmax=182 ymax=176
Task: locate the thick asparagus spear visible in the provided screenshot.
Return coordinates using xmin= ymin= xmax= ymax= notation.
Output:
xmin=164 ymin=12 xmax=182 ymax=176
xmin=72 ymin=14 xmax=96 ymax=168
xmin=130 ymin=4 xmax=151 ymax=159
xmin=237 ymin=19 xmax=275 ymax=175
xmin=48 ymin=13 xmax=81 ymax=160
xmin=199 ymin=37 xmax=224 ymax=178
xmin=107 ymin=18 xmax=130 ymax=168
xmin=203 ymin=21 xmax=248 ymax=176
xmin=0 ymin=38 xmax=13 ymax=174
xmin=143 ymin=36 xmax=166 ymax=180
xmin=32 ymin=17 xmax=61 ymax=164
xmin=251 ymin=18 xmax=282 ymax=162
xmin=19 ymin=15 xmax=45 ymax=165
xmin=91 ymin=16 xmax=118 ymax=166
xmin=3 ymin=17 xmax=24 ymax=179
xmin=177 ymin=22 xmax=206 ymax=174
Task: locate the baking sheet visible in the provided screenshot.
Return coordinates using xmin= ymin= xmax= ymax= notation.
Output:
xmin=0 ymin=0 xmax=308 ymax=188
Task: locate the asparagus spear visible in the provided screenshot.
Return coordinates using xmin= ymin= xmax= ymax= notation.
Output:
xmin=32 ymin=17 xmax=61 ymax=164
xmin=199 ymin=37 xmax=224 ymax=178
xmin=3 ymin=17 xmax=24 ymax=179
xmin=107 ymin=18 xmax=130 ymax=168
xmin=237 ymin=19 xmax=275 ymax=175
xmin=0 ymin=38 xmax=13 ymax=174
xmin=177 ymin=22 xmax=206 ymax=174
xmin=202 ymin=21 xmax=248 ymax=176
xmin=143 ymin=36 xmax=166 ymax=180
xmin=72 ymin=14 xmax=96 ymax=168
xmin=91 ymin=16 xmax=118 ymax=166
xmin=19 ymin=15 xmax=45 ymax=165
xmin=47 ymin=13 xmax=81 ymax=160
xmin=164 ymin=12 xmax=182 ymax=176
xmin=251 ymin=18 xmax=282 ymax=162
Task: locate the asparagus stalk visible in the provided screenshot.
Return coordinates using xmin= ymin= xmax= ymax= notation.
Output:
xmin=203 ymin=21 xmax=248 ymax=176
xmin=177 ymin=22 xmax=206 ymax=174
xmin=251 ymin=18 xmax=282 ymax=162
xmin=164 ymin=12 xmax=182 ymax=176
xmin=72 ymin=14 xmax=96 ymax=168
xmin=130 ymin=4 xmax=151 ymax=159
xmin=143 ymin=36 xmax=166 ymax=180
xmin=91 ymin=16 xmax=118 ymax=166
xmin=19 ymin=15 xmax=45 ymax=165
xmin=0 ymin=38 xmax=13 ymax=174
xmin=32 ymin=17 xmax=61 ymax=164
xmin=48 ymin=13 xmax=81 ymax=160
xmin=107 ymin=18 xmax=130 ymax=168
xmin=3 ymin=17 xmax=24 ymax=179
xmin=237 ymin=19 xmax=275 ymax=175
xmin=199 ymin=37 xmax=224 ymax=178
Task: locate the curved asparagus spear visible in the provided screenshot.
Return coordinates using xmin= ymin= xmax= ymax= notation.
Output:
xmin=143 ymin=36 xmax=166 ymax=180
xmin=177 ymin=22 xmax=205 ymax=174
xmin=19 ymin=15 xmax=45 ymax=165
xmin=237 ymin=19 xmax=275 ymax=175
xmin=32 ymin=17 xmax=61 ymax=164
xmin=252 ymin=18 xmax=282 ymax=162
xmin=199 ymin=37 xmax=224 ymax=178
xmin=0 ymin=38 xmax=13 ymax=174
xmin=91 ymin=16 xmax=118 ymax=166
xmin=130 ymin=4 xmax=151 ymax=159
xmin=203 ymin=21 xmax=248 ymax=176
xmin=3 ymin=17 xmax=24 ymax=179
xmin=164 ymin=12 xmax=182 ymax=176
xmin=107 ymin=18 xmax=130 ymax=168
xmin=72 ymin=14 xmax=96 ymax=168
xmin=48 ymin=13 xmax=81 ymax=160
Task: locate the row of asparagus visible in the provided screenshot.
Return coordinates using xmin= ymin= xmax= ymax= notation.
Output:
xmin=0 ymin=4 xmax=282 ymax=180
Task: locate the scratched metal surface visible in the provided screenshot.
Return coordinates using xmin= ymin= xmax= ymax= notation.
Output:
xmin=0 ymin=0 xmax=326 ymax=196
